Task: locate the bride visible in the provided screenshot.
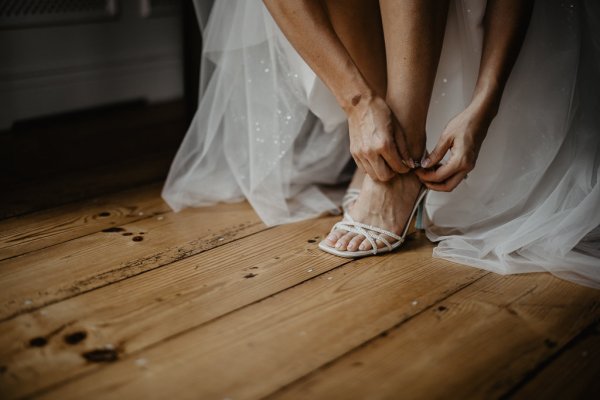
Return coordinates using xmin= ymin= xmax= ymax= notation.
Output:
xmin=162 ymin=0 xmax=600 ymax=288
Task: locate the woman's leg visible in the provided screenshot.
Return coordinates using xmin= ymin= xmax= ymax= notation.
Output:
xmin=381 ymin=0 xmax=450 ymax=159
xmin=327 ymin=0 xmax=388 ymax=194
xmin=321 ymin=0 xmax=390 ymax=245
xmin=334 ymin=0 xmax=450 ymax=251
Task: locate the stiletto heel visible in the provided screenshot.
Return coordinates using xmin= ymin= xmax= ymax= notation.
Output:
xmin=415 ymin=201 xmax=424 ymax=230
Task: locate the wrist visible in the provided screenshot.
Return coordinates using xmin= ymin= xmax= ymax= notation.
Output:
xmin=340 ymin=90 xmax=377 ymax=116
xmin=469 ymin=77 xmax=503 ymax=121
xmin=335 ymin=69 xmax=377 ymax=114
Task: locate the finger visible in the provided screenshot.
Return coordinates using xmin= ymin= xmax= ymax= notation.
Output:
xmin=422 ymin=134 xmax=452 ymax=168
xmin=382 ymin=146 xmax=410 ymax=174
xmin=424 ymin=171 xmax=467 ymax=192
xmin=358 ymin=156 xmax=378 ymax=182
xmin=353 ymin=155 xmax=370 ymax=178
xmin=374 ymin=156 xmax=396 ymax=181
xmin=396 ymin=138 xmax=414 ymax=168
xmin=391 ymin=122 xmax=414 ymax=168
xmin=417 ymin=159 xmax=462 ymax=183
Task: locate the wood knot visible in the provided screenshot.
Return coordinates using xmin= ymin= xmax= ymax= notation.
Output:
xmin=64 ymin=331 xmax=87 ymax=345
xmin=29 ymin=337 xmax=48 ymax=347
xmin=102 ymin=227 xmax=125 ymax=233
xmin=82 ymin=349 xmax=119 ymax=363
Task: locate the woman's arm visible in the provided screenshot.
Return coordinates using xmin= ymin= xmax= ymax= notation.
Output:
xmin=263 ymin=0 xmax=411 ymax=181
xmin=416 ymin=0 xmax=535 ymax=191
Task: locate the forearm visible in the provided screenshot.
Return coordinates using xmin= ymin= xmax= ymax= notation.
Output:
xmin=470 ymin=0 xmax=534 ymax=120
xmin=262 ymin=0 xmax=374 ymax=112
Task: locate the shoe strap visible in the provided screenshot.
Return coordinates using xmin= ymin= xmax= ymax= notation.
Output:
xmin=332 ymin=186 xmax=429 ymax=255
xmin=332 ymin=214 xmax=403 ymax=255
xmin=342 ymin=188 xmax=361 ymax=211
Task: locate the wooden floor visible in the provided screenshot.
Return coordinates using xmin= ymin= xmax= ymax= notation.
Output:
xmin=1 ymin=182 xmax=599 ymax=399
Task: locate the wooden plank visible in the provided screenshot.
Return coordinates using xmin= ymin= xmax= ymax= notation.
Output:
xmin=269 ymin=273 xmax=600 ymax=400
xmin=508 ymin=322 xmax=600 ymax=399
xmin=0 ymin=201 xmax=265 ymax=322
xmin=0 ymin=216 xmax=344 ymax=399
xmin=0 ymin=183 xmax=169 ymax=261
xmin=32 ymin=237 xmax=485 ymax=400
xmin=0 ymin=101 xmax=185 ymax=187
xmin=0 ymin=150 xmax=173 ymax=220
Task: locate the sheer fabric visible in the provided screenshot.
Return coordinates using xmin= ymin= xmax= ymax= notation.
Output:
xmin=162 ymin=0 xmax=600 ymax=288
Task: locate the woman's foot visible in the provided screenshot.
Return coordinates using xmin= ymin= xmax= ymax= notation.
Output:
xmin=343 ymin=168 xmax=366 ymax=213
xmin=325 ymin=172 xmax=423 ymax=251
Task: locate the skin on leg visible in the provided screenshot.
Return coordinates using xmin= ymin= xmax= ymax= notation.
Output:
xmin=263 ymin=0 xmax=411 ymax=181
xmin=266 ymin=1 xmax=451 ymax=252
xmin=319 ymin=0 xmax=390 ymax=250
xmin=380 ymin=0 xmax=450 ymax=160
xmin=348 ymin=0 xmax=451 ymax=252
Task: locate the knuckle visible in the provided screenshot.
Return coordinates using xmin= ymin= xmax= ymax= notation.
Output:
xmin=373 ymin=141 xmax=387 ymax=152
xmin=461 ymin=159 xmax=475 ymax=171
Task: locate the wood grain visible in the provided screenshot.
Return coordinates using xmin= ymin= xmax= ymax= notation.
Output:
xmin=269 ymin=273 xmax=600 ymax=400
xmin=0 ymin=151 xmax=173 ymax=220
xmin=0 ymin=201 xmax=265 ymax=322
xmin=0 ymin=183 xmax=169 ymax=260
xmin=0 ymin=216 xmax=343 ymax=399
xmin=508 ymin=322 xmax=600 ymax=399
xmin=33 ymin=236 xmax=483 ymax=400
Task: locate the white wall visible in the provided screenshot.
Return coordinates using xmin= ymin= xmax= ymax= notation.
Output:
xmin=0 ymin=1 xmax=184 ymax=129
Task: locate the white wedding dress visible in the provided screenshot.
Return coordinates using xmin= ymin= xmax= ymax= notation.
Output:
xmin=162 ymin=0 xmax=600 ymax=288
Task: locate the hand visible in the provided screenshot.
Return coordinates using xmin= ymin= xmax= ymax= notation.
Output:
xmin=415 ymin=107 xmax=493 ymax=192
xmin=347 ymin=95 xmax=412 ymax=182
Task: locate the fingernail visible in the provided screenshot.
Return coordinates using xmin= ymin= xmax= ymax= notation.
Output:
xmin=421 ymin=158 xmax=430 ymax=168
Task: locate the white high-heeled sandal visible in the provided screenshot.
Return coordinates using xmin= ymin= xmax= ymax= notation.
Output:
xmin=319 ymin=187 xmax=428 ymax=258
xmin=341 ymin=188 xmax=361 ymax=215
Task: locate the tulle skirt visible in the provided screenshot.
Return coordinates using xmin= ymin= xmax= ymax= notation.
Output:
xmin=162 ymin=0 xmax=600 ymax=288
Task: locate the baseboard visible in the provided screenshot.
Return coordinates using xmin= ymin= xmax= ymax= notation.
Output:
xmin=0 ymin=53 xmax=183 ymax=130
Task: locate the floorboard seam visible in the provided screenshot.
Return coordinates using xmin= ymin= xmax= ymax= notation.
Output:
xmin=0 ymin=166 xmax=169 ymax=220
xmin=25 ymin=257 xmax=354 ymax=398
xmin=261 ymin=270 xmax=491 ymax=399
xmin=0 ymin=209 xmax=172 ymax=263
xmin=498 ymin=318 xmax=600 ymax=399
xmin=0 ymin=179 xmax=164 ymax=223
xmin=0 ymin=221 xmax=271 ymax=323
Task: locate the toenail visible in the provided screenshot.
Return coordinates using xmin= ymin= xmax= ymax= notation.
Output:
xmin=327 ymin=234 xmax=337 ymax=241
xmin=335 ymin=242 xmax=343 ymax=249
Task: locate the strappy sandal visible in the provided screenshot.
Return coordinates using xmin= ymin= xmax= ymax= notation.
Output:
xmin=319 ymin=187 xmax=429 ymax=258
xmin=341 ymin=188 xmax=361 ymax=215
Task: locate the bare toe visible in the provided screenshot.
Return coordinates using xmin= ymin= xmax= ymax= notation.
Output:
xmin=335 ymin=232 xmax=357 ymax=250
xmin=358 ymin=237 xmax=373 ymax=251
xmin=347 ymin=235 xmax=365 ymax=251
xmin=325 ymin=230 xmax=345 ymax=246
